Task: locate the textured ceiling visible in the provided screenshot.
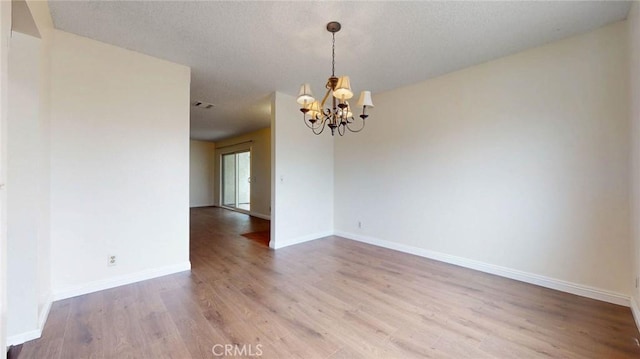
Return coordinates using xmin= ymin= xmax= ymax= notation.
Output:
xmin=48 ymin=1 xmax=631 ymax=141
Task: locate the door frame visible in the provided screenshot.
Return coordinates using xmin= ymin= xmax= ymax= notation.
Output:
xmin=218 ymin=147 xmax=252 ymax=216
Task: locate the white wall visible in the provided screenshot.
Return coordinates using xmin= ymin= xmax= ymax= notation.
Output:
xmin=0 ymin=1 xmax=10 ymax=355
xmin=629 ymin=1 xmax=640 ymax=323
xmin=28 ymin=1 xmax=53 ymax=324
xmin=49 ymin=30 xmax=191 ymax=299
xmin=190 ymin=140 xmax=216 ymax=207
xmin=214 ymin=127 xmax=271 ymax=218
xmin=271 ymin=92 xmax=333 ymax=248
xmin=6 ymin=31 xmax=42 ymax=340
xmin=4 ymin=0 xmax=54 ymax=346
xmin=35 ymin=30 xmax=51 ymax=342
xmin=335 ymin=22 xmax=630 ymax=303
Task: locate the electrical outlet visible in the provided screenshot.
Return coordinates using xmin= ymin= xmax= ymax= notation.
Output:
xmin=108 ymin=254 xmax=117 ymax=267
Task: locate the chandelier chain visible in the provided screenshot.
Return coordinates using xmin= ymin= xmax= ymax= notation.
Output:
xmin=332 ymin=32 xmax=335 ymax=77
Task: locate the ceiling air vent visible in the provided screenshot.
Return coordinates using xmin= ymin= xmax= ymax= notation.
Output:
xmin=193 ymin=101 xmax=215 ymax=109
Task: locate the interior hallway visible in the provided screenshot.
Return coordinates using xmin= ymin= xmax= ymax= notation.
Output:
xmin=11 ymin=207 xmax=640 ymax=358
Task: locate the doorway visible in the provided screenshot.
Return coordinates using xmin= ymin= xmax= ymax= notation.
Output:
xmin=222 ymin=150 xmax=251 ymax=211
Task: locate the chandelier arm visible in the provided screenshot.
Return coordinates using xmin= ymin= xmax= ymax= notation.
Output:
xmin=325 ymin=114 xmax=336 ymax=133
xmin=312 ymin=118 xmax=327 ymax=135
xmin=303 ymin=112 xmax=324 ymax=131
xmin=337 ymin=123 xmax=346 ymax=136
xmin=345 ymin=116 xmax=366 ymax=133
xmin=304 ymin=118 xmax=320 ymax=130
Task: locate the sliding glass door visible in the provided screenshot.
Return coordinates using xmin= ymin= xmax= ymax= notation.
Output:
xmin=222 ymin=150 xmax=251 ymax=211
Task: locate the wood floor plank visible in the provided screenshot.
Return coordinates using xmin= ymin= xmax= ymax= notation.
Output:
xmin=17 ymin=299 xmax=72 ymax=359
xmin=143 ymin=333 xmax=194 ymax=359
xmin=102 ymin=290 xmax=149 ymax=359
xmin=160 ymin=287 xmax=231 ymax=358
xmin=59 ymin=292 xmax=105 ymax=359
xmin=233 ymin=281 xmax=344 ymax=357
xmin=16 ymin=207 xmax=640 ymax=358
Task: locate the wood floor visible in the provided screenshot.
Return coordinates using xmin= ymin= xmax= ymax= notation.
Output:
xmin=15 ymin=207 xmax=640 ymax=358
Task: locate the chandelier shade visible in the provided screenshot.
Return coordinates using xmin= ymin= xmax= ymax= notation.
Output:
xmin=333 ymin=76 xmax=353 ymax=100
xmin=357 ymin=91 xmax=374 ymax=108
xmin=296 ymin=84 xmax=315 ymax=106
xmin=307 ymin=100 xmax=322 ymax=120
xmin=296 ymin=21 xmax=373 ymax=136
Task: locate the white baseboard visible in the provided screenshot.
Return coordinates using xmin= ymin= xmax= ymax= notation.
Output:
xmin=270 ymin=230 xmax=332 ymax=249
xmin=631 ymin=297 xmax=640 ymax=331
xmin=52 ymin=261 xmax=191 ymax=301
xmin=6 ymin=293 xmax=53 ymax=346
xmin=37 ymin=293 xmax=53 ymax=336
xmin=249 ymin=212 xmax=271 ymax=220
xmin=335 ymin=231 xmax=630 ymax=307
xmin=6 ymin=328 xmax=40 ymax=347
xmin=249 ymin=212 xmax=271 ymax=221
xmin=189 ymin=203 xmax=215 ymax=208
xmin=216 ymin=205 xmax=271 ymax=220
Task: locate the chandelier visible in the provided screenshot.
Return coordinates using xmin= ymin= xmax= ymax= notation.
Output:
xmin=296 ymin=21 xmax=374 ymax=136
